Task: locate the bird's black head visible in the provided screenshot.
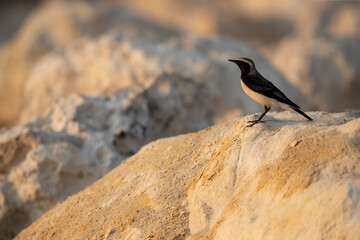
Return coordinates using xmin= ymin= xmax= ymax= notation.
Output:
xmin=228 ymin=57 xmax=256 ymax=76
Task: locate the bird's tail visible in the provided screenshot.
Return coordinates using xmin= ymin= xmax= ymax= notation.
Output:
xmin=292 ymin=107 xmax=312 ymax=121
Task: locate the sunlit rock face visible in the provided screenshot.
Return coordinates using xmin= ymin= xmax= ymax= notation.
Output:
xmin=0 ymin=0 xmax=359 ymax=239
xmin=15 ymin=112 xmax=360 ymax=240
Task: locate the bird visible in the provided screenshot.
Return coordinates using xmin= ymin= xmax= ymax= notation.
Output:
xmin=229 ymin=57 xmax=312 ymax=127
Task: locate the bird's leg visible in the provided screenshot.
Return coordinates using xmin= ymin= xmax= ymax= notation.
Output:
xmin=247 ymin=106 xmax=271 ymax=127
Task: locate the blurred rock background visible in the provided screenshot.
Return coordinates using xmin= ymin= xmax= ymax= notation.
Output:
xmin=0 ymin=0 xmax=359 ymax=238
xmin=0 ymin=0 xmax=359 ymax=127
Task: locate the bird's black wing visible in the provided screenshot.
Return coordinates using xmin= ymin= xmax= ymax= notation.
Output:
xmin=242 ymin=73 xmax=300 ymax=109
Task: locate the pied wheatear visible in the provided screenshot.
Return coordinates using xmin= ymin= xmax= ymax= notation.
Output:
xmin=229 ymin=57 xmax=312 ymax=127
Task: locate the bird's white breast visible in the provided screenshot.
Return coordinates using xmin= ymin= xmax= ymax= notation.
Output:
xmin=240 ymin=80 xmax=292 ymax=110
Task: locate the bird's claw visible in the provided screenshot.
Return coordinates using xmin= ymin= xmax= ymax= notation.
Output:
xmin=246 ymin=120 xmax=266 ymax=128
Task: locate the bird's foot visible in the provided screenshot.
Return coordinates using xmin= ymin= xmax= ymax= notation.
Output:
xmin=246 ymin=120 xmax=266 ymax=128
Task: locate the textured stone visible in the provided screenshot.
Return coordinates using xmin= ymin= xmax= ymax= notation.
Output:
xmin=0 ymin=0 xmax=321 ymax=127
xmin=265 ymin=1 xmax=360 ymax=112
xmin=2 ymin=1 xmax=360 ymax=126
xmin=0 ymin=26 xmax=306 ymax=240
xmin=1 ymin=1 xmax=359 ymax=238
xmin=0 ymin=0 xmax=180 ymax=126
xmin=15 ymin=112 xmax=360 ymax=240
xmin=0 ymin=97 xmax=113 ymax=239
xmin=120 ymin=0 xmax=360 ymax=112
xmin=21 ymin=33 xmax=304 ymax=125
xmin=0 ymin=69 xmax=216 ymax=239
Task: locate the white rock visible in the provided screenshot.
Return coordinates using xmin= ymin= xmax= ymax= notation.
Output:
xmin=21 ymin=33 xmax=306 ymax=124
xmin=0 ymin=74 xmax=214 ymax=238
xmin=14 ymin=112 xmax=360 ymax=240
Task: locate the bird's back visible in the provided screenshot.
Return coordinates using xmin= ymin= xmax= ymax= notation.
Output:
xmin=241 ymin=72 xmax=300 ymax=109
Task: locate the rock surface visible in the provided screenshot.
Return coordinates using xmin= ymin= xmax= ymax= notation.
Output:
xmin=21 ymin=33 xmax=302 ymax=125
xmin=0 ymin=21 xmax=308 ymax=239
xmin=0 ymin=0 xmax=181 ymax=126
xmin=3 ymin=0 xmax=359 ymax=126
xmin=15 ymin=112 xmax=360 ymax=240
xmin=0 ymin=96 xmax=115 ymax=239
xmin=120 ymin=0 xmax=360 ymax=112
xmin=0 ymin=71 xmax=215 ymax=239
xmin=1 ymin=1 xmax=359 ymax=238
xmin=264 ymin=1 xmax=360 ymax=112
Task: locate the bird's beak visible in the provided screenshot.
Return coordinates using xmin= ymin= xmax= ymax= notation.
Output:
xmin=228 ymin=59 xmax=236 ymax=63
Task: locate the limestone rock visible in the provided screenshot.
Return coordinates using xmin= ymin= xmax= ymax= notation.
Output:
xmin=2 ymin=0 xmax=360 ymax=126
xmin=121 ymin=0 xmax=360 ymax=112
xmin=269 ymin=36 xmax=360 ymax=112
xmin=265 ymin=1 xmax=360 ymax=112
xmin=0 ymin=68 xmax=216 ymax=238
xmin=0 ymin=97 xmax=114 ymax=239
xmin=0 ymin=0 xmax=180 ymax=126
xmin=21 ymin=33 xmax=304 ymax=124
xmin=15 ymin=112 xmax=360 ymax=239
xmin=1 ymin=0 xmax=311 ymax=127
xmin=0 ymin=27 xmax=305 ymax=239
